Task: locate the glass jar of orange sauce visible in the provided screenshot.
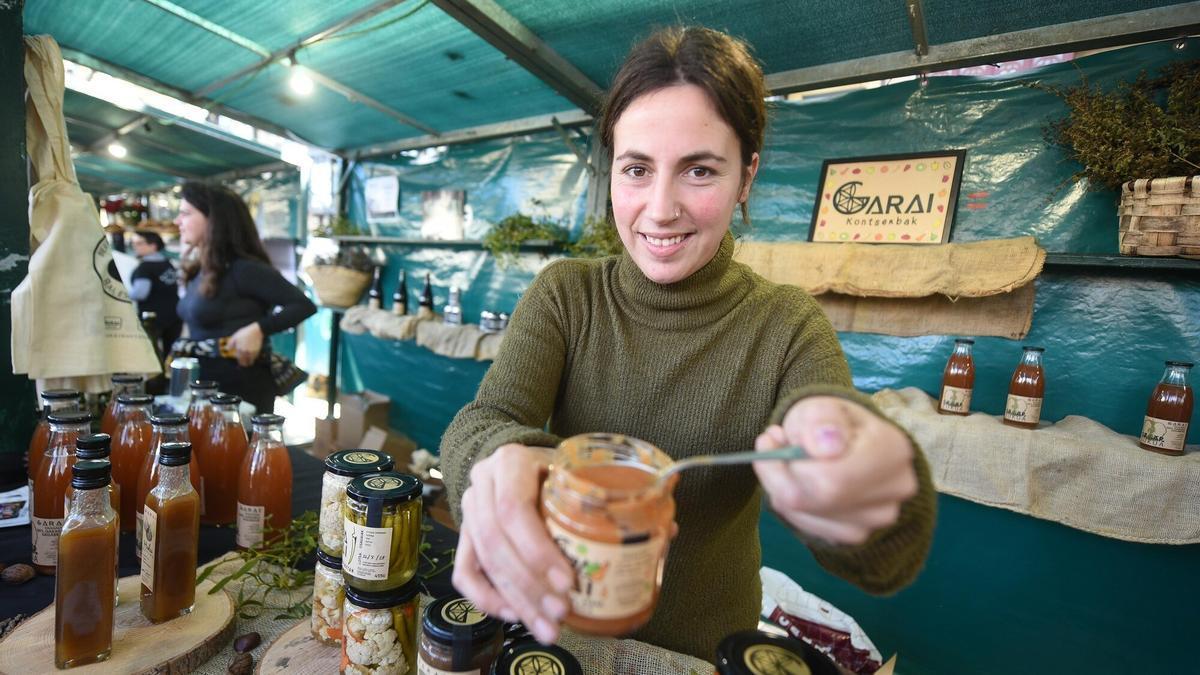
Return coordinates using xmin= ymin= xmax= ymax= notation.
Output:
xmin=540 ymin=433 xmax=676 ymax=636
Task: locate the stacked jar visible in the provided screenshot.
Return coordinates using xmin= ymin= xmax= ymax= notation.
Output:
xmin=318 ymin=450 xmax=394 ymax=559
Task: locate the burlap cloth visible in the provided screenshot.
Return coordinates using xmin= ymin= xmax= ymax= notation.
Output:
xmin=874 ymin=387 xmax=1200 ymax=544
xmin=734 ymin=237 xmax=1045 ymax=338
xmin=340 ymin=306 xmax=504 ymax=361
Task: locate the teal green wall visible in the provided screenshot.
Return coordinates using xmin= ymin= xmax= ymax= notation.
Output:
xmin=312 ymin=41 xmax=1197 ymax=674
xmin=1 ymin=1 xmax=37 ymax=485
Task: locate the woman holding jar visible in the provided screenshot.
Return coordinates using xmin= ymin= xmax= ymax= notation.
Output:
xmin=174 ymin=183 xmax=315 ymax=413
xmin=441 ymin=27 xmax=935 ymax=660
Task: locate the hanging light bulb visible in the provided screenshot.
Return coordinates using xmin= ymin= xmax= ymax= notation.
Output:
xmin=108 ymin=142 xmax=128 ymax=158
xmin=287 ymin=55 xmax=314 ymax=96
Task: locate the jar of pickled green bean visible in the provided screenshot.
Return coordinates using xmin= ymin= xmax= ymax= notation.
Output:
xmin=341 ymin=579 xmax=421 ymax=674
xmin=343 ymin=472 xmax=422 ymax=592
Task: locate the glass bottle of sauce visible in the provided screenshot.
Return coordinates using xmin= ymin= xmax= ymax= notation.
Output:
xmin=54 ymin=459 xmax=118 ymax=669
xmin=111 ymin=394 xmax=154 ymax=532
xmin=938 ymin=338 xmax=975 ymax=416
xmin=140 ymin=441 xmax=200 ymax=623
xmin=33 ymin=411 xmax=92 ymax=575
xmin=237 ymin=414 xmax=293 ymax=549
xmin=1004 ymin=346 xmax=1045 ymax=429
xmin=1139 ymin=361 xmax=1194 ymax=456
xmin=199 ymin=394 xmax=247 ymax=525
xmin=137 ymin=413 xmax=203 ymax=555
xmin=540 ymin=433 xmax=676 ymax=636
xmin=186 ymin=380 xmax=219 ymax=463
xmin=28 ymin=389 xmax=82 ymax=497
xmin=101 ymin=374 xmax=144 ymax=436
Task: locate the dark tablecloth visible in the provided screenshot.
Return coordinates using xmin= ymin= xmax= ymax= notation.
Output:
xmin=0 ymin=445 xmax=456 ymax=622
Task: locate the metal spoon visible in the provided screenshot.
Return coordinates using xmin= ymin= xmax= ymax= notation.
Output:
xmin=658 ymin=446 xmax=808 ymax=482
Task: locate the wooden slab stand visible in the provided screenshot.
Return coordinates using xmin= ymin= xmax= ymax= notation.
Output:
xmin=256 ymin=618 xmax=341 ymax=674
xmin=0 ymin=574 xmax=235 ymax=674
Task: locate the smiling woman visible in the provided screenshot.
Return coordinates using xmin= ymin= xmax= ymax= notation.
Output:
xmin=440 ymin=26 xmax=935 ymax=662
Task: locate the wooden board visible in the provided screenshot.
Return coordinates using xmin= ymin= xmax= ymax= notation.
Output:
xmin=0 ymin=574 xmax=235 ymax=674
xmin=256 ymin=618 xmax=341 ymax=674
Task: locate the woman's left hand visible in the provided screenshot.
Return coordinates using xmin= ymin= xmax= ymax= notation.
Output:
xmin=226 ymin=322 xmax=264 ymax=367
xmin=753 ymin=396 xmax=918 ymax=546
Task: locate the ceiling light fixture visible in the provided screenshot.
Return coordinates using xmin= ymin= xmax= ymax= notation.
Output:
xmin=108 ymin=142 xmax=128 ymax=158
xmin=287 ymin=54 xmax=314 ymax=96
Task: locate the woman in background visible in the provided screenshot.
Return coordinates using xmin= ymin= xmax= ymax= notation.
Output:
xmin=174 ymin=182 xmax=315 ymax=413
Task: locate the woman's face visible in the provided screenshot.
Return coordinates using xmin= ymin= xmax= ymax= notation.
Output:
xmin=174 ymin=198 xmax=208 ymax=247
xmin=610 ymin=84 xmax=758 ymax=285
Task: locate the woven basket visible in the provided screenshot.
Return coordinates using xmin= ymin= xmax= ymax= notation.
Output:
xmin=305 ymin=265 xmax=371 ymax=308
xmin=1118 ymin=176 xmax=1200 ymax=259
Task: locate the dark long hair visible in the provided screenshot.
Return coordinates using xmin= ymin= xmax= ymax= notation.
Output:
xmin=599 ymin=26 xmax=768 ymax=224
xmin=179 ymin=182 xmax=271 ymax=298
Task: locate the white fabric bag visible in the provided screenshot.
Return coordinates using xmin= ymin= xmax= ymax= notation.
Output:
xmin=11 ymin=36 xmax=160 ymax=392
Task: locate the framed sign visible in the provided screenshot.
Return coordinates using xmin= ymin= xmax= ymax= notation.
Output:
xmin=809 ymin=150 xmax=966 ymax=244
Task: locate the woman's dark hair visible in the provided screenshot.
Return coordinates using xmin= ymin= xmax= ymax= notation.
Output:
xmin=133 ymin=229 xmax=164 ymax=251
xmin=178 ymin=182 xmax=271 ymax=298
xmin=599 ymin=26 xmax=767 ymax=223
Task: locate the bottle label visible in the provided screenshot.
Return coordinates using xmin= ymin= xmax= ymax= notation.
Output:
xmin=342 ymin=519 xmax=393 ymax=581
xmin=939 ymin=386 xmax=972 ymax=413
xmin=545 ymin=517 xmax=664 ymax=620
xmin=1004 ymin=394 xmax=1043 ymax=425
xmin=1141 ymin=416 xmax=1189 ymax=453
xmin=140 ymin=506 xmax=157 ymax=589
xmin=237 ymin=502 xmax=265 ymax=549
xmin=31 ymin=516 xmax=64 ymax=567
xmin=417 ymin=661 xmax=480 ymax=675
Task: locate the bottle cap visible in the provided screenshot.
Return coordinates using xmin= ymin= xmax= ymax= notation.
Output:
xmin=251 ymin=413 xmax=286 ymax=426
xmin=159 ymin=441 xmax=192 ymax=466
xmin=1165 ymin=360 xmax=1194 ymax=368
xmin=111 ymin=373 xmax=143 ymax=384
xmin=210 ymin=393 xmax=242 ymax=406
xmin=115 ymin=393 xmax=154 ymax=405
xmin=41 ymin=389 xmax=81 ymax=401
xmin=493 ymin=640 xmax=583 ymax=675
xmin=191 ymin=379 xmax=219 ymax=390
xmin=954 ymin=338 xmax=975 ymax=344
xmin=715 ymin=630 xmax=840 ymax=675
xmin=71 ymin=459 xmax=112 ymax=491
xmin=150 ymin=413 xmax=188 ymax=427
xmin=47 ymin=411 xmax=93 ymax=425
xmin=76 ymin=433 xmax=112 ymax=460
xmin=422 ymin=594 xmax=502 ymax=648
xmin=325 ymin=450 xmax=394 ymax=477
xmin=1022 ymin=346 xmax=1046 ymax=352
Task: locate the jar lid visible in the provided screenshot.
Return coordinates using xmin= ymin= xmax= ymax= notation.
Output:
xmin=251 ymin=413 xmax=286 ymax=426
xmin=344 ymin=578 xmax=420 ymax=609
xmin=325 ymin=449 xmax=395 ymax=477
xmin=346 ymin=472 xmax=422 ymax=505
xmin=71 ymin=459 xmax=112 ymax=490
xmin=76 ymin=433 xmax=112 ymax=459
xmin=111 ymin=373 xmax=143 ymax=383
xmin=422 ymin=594 xmax=502 ymax=647
xmin=492 ymin=640 xmax=582 ymax=675
xmin=715 ymin=630 xmax=840 ymax=675
xmin=316 ymin=549 xmax=342 ymax=570
xmin=115 ymin=393 xmax=154 ymax=405
xmin=159 ymin=441 xmax=192 ymax=467
xmin=47 ymin=411 xmax=92 ymax=425
xmin=150 ymin=413 xmax=188 ymax=427
xmin=190 ymin=379 xmax=218 ymax=389
xmin=1166 ymin=360 xmax=1194 ymax=368
xmin=210 ymin=393 xmax=242 ymax=405
xmin=41 ymin=388 xmax=80 ymax=400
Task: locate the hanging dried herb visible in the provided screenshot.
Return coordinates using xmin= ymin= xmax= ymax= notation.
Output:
xmin=1034 ymin=60 xmax=1200 ymax=194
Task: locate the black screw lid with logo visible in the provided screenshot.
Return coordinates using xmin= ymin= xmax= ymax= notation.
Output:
xmin=71 ymin=459 xmax=112 ymax=491
xmin=490 ymin=639 xmax=582 ymax=675
xmin=346 ymin=472 xmax=422 ymax=528
xmin=158 ymin=441 xmax=192 ymax=467
xmin=715 ymin=630 xmax=840 ymax=675
xmin=325 ymin=449 xmax=395 ymax=477
xmin=422 ymin=594 xmax=502 ymax=666
xmin=76 ymin=433 xmax=112 ymax=460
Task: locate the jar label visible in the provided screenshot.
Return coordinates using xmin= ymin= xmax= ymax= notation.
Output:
xmin=417 ymin=661 xmax=480 ymax=675
xmin=237 ymin=502 xmax=265 ymax=549
xmin=343 ymin=519 xmax=393 ymax=580
xmin=1141 ymin=416 xmax=1188 ymax=452
xmin=31 ymin=516 xmax=64 ymax=567
xmin=939 ymin=386 xmax=972 ymax=413
xmin=140 ymin=506 xmax=157 ymax=589
xmin=545 ymin=517 xmax=664 ymax=620
xmin=1004 ymin=394 xmax=1042 ymax=424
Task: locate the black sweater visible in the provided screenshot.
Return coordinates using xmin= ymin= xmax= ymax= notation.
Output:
xmin=177 ymin=258 xmax=315 ymax=341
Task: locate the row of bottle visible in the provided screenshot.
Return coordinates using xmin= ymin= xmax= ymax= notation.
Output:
xmin=28 ymin=378 xmax=294 ymax=576
xmin=367 ymin=268 xmax=482 ymax=327
xmin=53 ymin=444 xmax=202 ymax=668
xmin=938 ymin=340 xmax=1194 ymax=454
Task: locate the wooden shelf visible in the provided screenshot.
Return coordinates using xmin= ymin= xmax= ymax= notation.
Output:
xmin=330 ymin=235 xmax=563 ymax=251
xmin=1043 ymin=253 xmax=1200 ymax=275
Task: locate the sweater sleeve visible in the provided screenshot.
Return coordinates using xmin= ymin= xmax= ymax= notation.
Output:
xmin=769 ymin=293 xmax=936 ymax=595
xmin=439 ymin=262 xmax=573 ymax=525
xmin=230 ymin=259 xmax=316 ymax=335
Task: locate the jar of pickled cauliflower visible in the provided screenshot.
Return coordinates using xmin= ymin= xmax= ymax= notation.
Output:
xmin=312 ymin=550 xmax=345 ymax=645
xmin=341 ymin=580 xmax=420 ymax=674
xmin=319 ymin=450 xmax=394 ymax=557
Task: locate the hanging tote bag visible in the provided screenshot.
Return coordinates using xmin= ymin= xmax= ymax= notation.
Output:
xmin=11 ymin=36 xmax=161 ymax=393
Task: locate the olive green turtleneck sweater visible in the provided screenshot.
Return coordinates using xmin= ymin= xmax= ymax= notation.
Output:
xmin=440 ymin=233 xmax=935 ymax=661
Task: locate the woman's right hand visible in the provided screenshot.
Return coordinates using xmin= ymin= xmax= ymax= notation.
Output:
xmin=452 ymin=443 xmax=575 ymax=644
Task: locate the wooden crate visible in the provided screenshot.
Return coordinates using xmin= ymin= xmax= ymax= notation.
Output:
xmin=1118 ymin=176 xmax=1200 ymax=258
